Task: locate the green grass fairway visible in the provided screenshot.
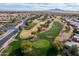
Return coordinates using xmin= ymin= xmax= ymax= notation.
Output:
xmin=37 ymin=21 xmax=63 ymax=41
xmin=33 ymin=39 xmax=50 ymax=48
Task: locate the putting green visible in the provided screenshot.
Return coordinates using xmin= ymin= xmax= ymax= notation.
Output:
xmin=32 ymin=39 xmax=50 ymax=48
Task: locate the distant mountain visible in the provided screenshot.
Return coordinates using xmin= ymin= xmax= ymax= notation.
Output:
xmin=50 ymin=8 xmax=64 ymax=11
xmin=49 ymin=8 xmax=79 ymax=12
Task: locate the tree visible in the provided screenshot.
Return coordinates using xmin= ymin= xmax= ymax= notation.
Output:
xmin=0 ymin=31 xmax=3 ymax=35
xmin=68 ymin=45 xmax=79 ymax=56
xmin=21 ymin=40 xmax=32 ymax=55
xmin=54 ymin=38 xmax=62 ymax=49
xmin=65 ymin=26 xmax=70 ymax=32
xmin=9 ymin=48 xmax=23 ymax=56
xmin=31 ymin=31 xmax=37 ymax=35
xmin=37 ymin=26 xmax=42 ymax=32
xmin=11 ymin=19 xmax=15 ymax=23
xmin=47 ymin=44 xmax=58 ymax=56
xmin=47 ymin=20 xmax=51 ymax=24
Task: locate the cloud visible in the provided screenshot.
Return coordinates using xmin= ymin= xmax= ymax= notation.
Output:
xmin=0 ymin=3 xmax=78 ymax=11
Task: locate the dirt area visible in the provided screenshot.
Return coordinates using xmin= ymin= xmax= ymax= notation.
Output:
xmin=20 ymin=19 xmax=54 ymax=39
xmin=20 ymin=29 xmax=32 ymax=39
xmin=55 ymin=26 xmax=73 ymax=42
xmin=32 ymin=19 xmax=40 ymax=24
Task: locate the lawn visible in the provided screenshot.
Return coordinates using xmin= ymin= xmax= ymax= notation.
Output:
xmin=32 ymin=39 xmax=51 ymax=48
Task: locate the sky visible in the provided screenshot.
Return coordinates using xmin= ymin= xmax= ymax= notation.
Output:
xmin=0 ymin=3 xmax=79 ymax=11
